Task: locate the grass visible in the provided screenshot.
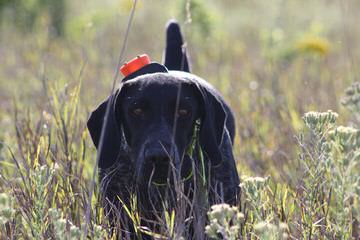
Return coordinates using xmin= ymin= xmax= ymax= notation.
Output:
xmin=0 ymin=0 xmax=359 ymax=239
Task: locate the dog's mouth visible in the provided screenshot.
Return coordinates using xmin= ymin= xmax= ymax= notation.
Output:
xmin=139 ymin=157 xmax=193 ymax=186
xmin=148 ymin=161 xmax=170 ymax=184
xmin=135 ymin=160 xmax=171 ymax=186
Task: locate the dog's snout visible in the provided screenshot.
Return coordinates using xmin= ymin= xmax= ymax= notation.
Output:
xmin=145 ymin=148 xmax=169 ymax=163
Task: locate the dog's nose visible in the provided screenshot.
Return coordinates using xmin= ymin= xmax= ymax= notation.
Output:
xmin=144 ymin=148 xmax=169 ymax=164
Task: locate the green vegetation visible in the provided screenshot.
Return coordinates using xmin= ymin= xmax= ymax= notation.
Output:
xmin=0 ymin=0 xmax=359 ymax=239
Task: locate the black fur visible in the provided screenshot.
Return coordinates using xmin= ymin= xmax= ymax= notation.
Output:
xmin=87 ymin=20 xmax=240 ymax=238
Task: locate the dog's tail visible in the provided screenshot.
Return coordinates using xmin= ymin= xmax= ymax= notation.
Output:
xmin=163 ymin=20 xmax=190 ymax=72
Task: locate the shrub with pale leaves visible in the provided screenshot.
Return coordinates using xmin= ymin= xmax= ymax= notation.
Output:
xmin=205 ymin=203 xmax=244 ymax=240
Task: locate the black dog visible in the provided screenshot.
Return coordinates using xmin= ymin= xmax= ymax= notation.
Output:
xmin=87 ymin=20 xmax=240 ymax=238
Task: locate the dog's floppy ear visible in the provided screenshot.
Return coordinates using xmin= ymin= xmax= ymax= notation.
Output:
xmin=194 ymin=84 xmax=227 ymax=167
xmin=163 ymin=20 xmax=190 ymax=72
xmin=87 ymin=89 xmax=124 ymax=169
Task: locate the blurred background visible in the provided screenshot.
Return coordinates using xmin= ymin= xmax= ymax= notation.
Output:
xmin=0 ymin=0 xmax=359 ymax=182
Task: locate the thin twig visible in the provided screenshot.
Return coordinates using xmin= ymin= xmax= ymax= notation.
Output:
xmin=83 ymin=0 xmax=138 ymax=237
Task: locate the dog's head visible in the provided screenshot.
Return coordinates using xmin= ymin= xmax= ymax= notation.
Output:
xmin=87 ymin=72 xmax=227 ymax=184
xmin=116 ymin=74 xmax=201 ymax=183
xmin=88 ymin=20 xmax=228 ymax=186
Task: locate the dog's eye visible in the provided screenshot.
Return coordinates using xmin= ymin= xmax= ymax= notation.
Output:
xmin=131 ymin=108 xmax=144 ymax=117
xmin=178 ymin=109 xmax=191 ymax=118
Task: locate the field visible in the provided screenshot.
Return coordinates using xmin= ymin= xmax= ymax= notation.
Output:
xmin=0 ymin=0 xmax=359 ymax=239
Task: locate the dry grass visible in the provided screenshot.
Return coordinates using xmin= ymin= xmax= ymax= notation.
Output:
xmin=0 ymin=0 xmax=359 ymax=239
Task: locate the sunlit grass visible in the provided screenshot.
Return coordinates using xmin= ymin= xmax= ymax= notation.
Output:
xmin=1 ymin=0 xmax=360 ymax=238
